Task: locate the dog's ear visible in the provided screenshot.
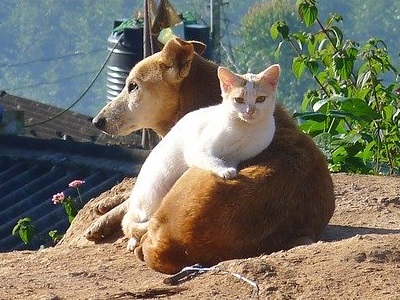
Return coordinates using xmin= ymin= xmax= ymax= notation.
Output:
xmin=160 ymin=37 xmax=194 ymax=81
xmin=189 ymin=41 xmax=206 ymax=55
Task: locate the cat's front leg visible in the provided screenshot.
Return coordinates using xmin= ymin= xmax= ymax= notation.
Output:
xmin=215 ymin=166 xmax=237 ymax=179
xmin=190 ymin=153 xmax=238 ymax=179
xmin=203 ymin=156 xmax=238 ymax=179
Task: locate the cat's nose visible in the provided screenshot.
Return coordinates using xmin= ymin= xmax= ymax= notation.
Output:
xmin=246 ymin=105 xmax=255 ymax=115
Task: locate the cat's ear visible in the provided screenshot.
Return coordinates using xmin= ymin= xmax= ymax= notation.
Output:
xmin=160 ymin=37 xmax=195 ymax=81
xmin=258 ymin=64 xmax=281 ymax=88
xmin=218 ymin=67 xmax=245 ymax=93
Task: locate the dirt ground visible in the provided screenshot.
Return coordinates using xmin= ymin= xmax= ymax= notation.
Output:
xmin=0 ymin=173 xmax=399 ymax=300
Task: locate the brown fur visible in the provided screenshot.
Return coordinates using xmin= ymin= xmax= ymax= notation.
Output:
xmin=92 ymin=38 xmax=221 ymax=136
xmin=86 ymin=38 xmax=221 ymax=242
xmin=135 ymin=104 xmax=334 ymax=274
xmin=88 ymin=38 xmax=335 ymax=274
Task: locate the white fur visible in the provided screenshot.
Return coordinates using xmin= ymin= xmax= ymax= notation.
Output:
xmin=122 ymin=64 xmax=280 ymax=249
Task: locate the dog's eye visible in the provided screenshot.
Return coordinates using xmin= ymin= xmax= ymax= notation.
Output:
xmin=127 ymin=82 xmax=137 ymax=93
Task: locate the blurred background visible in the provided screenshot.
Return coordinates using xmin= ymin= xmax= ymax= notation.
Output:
xmin=0 ymin=0 xmax=398 ymax=116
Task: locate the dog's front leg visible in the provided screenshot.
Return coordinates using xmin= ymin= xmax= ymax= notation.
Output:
xmin=84 ymin=200 xmax=128 ymax=241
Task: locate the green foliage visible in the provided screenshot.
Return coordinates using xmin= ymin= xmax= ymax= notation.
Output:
xmin=62 ymin=199 xmax=77 ymax=224
xmin=296 ymin=0 xmax=317 ymax=26
xmin=272 ymin=0 xmax=400 ymax=175
xmin=12 ymin=217 xmax=35 ymax=244
xmin=48 ymin=230 xmax=63 ymax=244
xmin=11 ymin=180 xmax=84 ymax=248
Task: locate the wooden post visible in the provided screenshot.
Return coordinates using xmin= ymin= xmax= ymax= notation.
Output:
xmin=141 ymin=0 xmax=160 ymax=149
xmin=210 ymin=0 xmax=221 ymax=63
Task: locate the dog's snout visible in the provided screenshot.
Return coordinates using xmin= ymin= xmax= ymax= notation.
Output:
xmin=93 ymin=116 xmax=106 ymax=130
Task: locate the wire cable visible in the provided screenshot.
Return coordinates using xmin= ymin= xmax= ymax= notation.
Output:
xmin=25 ymin=34 xmax=122 ymax=128
xmin=0 ymin=48 xmax=104 ymax=68
xmin=4 ymin=70 xmax=98 ymax=91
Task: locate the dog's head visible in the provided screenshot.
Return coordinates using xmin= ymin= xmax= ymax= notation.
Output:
xmin=92 ymin=38 xmax=204 ymax=137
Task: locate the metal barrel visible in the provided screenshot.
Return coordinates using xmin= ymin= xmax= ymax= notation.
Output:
xmin=107 ymin=20 xmax=143 ymax=101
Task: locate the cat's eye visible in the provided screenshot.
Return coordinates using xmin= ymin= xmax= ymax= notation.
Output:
xmin=234 ymin=97 xmax=245 ymax=104
xmin=127 ymin=82 xmax=138 ymax=93
xmin=256 ymin=96 xmax=267 ymax=103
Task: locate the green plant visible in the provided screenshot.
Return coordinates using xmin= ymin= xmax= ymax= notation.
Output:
xmin=48 ymin=230 xmax=64 ymax=244
xmin=52 ymin=179 xmax=85 ymax=223
xmin=271 ymin=0 xmax=400 ymax=174
xmin=12 ymin=180 xmax=85 ymax=247
xmin=12 ymin=217 xmax=35 ymax=244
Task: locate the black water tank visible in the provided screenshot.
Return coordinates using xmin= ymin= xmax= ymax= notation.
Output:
xmin=107 ymin=20 xmax=143 ymax=101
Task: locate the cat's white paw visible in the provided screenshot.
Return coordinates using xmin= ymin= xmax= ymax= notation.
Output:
xmin=217 ymin=167 xmax=237 ymax=179
xmin=127 ymin=237 xmax=138 ymax=251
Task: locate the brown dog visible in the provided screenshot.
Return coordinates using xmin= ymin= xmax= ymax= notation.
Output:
xmin=89 ymin=37 xmax=335 ymax=274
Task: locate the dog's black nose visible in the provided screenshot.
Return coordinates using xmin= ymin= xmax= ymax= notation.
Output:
xmin=92 ymin=116 xmax=106 ymax=130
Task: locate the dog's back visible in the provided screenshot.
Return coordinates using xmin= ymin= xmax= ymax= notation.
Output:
xmin=136 ymin=104 xmax=335 ymax=274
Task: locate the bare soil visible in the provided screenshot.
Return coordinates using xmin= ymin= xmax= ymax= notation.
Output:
xmin=1 ymin=173 xmax=399 ymax=300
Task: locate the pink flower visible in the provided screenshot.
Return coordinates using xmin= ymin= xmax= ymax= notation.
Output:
xmin=52 ymin=192 xmax=65 ymax=204
xmin=68 ymin=180 xmax=85 ymax=188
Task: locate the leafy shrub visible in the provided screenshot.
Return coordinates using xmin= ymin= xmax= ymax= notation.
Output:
xmin=271 ymin=0 xmax=400 ymax=174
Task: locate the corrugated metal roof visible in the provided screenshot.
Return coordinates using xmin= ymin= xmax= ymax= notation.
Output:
xmin=0 ymin=90 xmax=142 ymax=147
xmin=0 ymin=136 xmax=147 ymax=252
xmin=0 ymin=94 xmax=148 ymax=252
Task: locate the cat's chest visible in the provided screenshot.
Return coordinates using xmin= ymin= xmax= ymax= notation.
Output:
xmin=203 ymin=126 xmax=262 ymax=158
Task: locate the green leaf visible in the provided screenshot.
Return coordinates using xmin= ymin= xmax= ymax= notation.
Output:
xmin=270 ymin=21 xmax=289 ymax=40
xmin=277 ymin=24 xmax=289 ymax=39
xmin=343 ymin=132 xmax=362 ymax=144
xmin=312 ymin=98 xmax=330 ymax=112
xmin=332 ymin=146 xmax=348 ymax=163
xmin=298 ymin=120 xmax=326 ymax=136
xmin=333 ymin=55 xmax=354 ymax=79
xmin=12 ymin=224 xmax=19 ymax=236
xmin=270 ymin=22 xmax=280 ymax=40
xmin=328 ymin=110 xmax=355 ymax=119
xmin=300 ymin=91 xmax=318 ymax=111
xmin=305 ymin=60 xmax=319 ymax=76
xmin=326 ymin=13 xmax=343 ymax=27
xmin=12 ymin=218 xmax=35 ymax=244
xmin=292 ymin=57 xmax=306 ymax=78
xmin=292 ymin=32 xmax=306 ymax=44
xmin=355 ymin=86 xmax=371 ymax=101
xmin=340 ymin=98 xmax=381 ymax=121
xmin=316 ymin=70 xmax=328 ymax=84
xmin=346 ymin=47 xmax=358 ymax=60
xmin=297 ymin=0 xmax=318 ymax=27
xmin=63 ymin=200 xmax=77 ymax=224
xmin=20 ymin=227 xmax=34 ymax=244
xmin=49 ymin=230 xmax=64 ymax=244
xmin=357 ymin=70 xmax=371 ymax=88
xmin=383 ymin=104 xmax=395 ymax=121
xmin=362 ymin=140 xmax=376 ymax=162
xmin=330 ymin=26 xmax=344 ymax=47
xmin=294 ymin=111 xmax=327 ymax=122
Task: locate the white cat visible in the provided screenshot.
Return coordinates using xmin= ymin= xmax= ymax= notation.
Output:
xmin=122 ymin=64 xmax=281 ymax=250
